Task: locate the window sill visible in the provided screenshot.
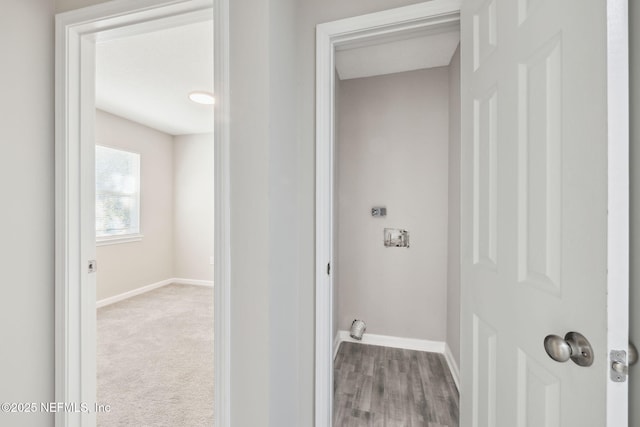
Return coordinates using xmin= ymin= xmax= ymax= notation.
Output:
xmin=96 ymin=233 xmax=144 ymax=247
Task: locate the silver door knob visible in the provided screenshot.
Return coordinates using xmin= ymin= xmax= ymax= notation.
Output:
xmin=544 ymin=332 xmax=594 ymax=367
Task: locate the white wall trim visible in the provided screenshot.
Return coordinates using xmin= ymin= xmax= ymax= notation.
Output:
xmin=315 ymin=2 xmax=461 ymax=425
xmin=335 ymin=331 xmax=460 ymax=390
xmin=96 ymin=233 xmax=144 ymax=246
xmin=444 ymin=342 xmax=460 ymax=391
xmin=96 ymin=279 xmax=173 ymax=308
xmin=95 ymin=278 xmax=214 ymax=308
xmin=333 ymin=333 xmax=341 ymax=360
xmin=336 ymin=330 xmax=445 ymax=353
xmin=173 ymin=278 xmax=215 ymax=287
xmin=55 ymin=2 xmax=230 ymax=427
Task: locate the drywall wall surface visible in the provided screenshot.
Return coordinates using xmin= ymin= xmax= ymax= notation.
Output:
xmin=336 ymin=68 xmax=450 ymax=342
xmin=0 ymin=1 xmax=55 ymax=425
xmin=267 ymin=0 xmax=300 ymax=425
xmin=95 ymin=110 xmax=174 ymax=300
xmin=446 ymin=45 xmax=461 ymax=367
xmin=56 ymin=0 xmax=107 ymax=13
xmin=229 ymin=0 xmax=271 ymax=424
xmin=631 ymin=0 xmax=639 ymax=422
xmin=173 ymin=133 xmax=214 ymax=281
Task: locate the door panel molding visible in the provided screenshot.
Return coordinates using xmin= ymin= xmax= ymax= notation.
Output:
xmin=461 ymin=0 xmax=629 ymax=424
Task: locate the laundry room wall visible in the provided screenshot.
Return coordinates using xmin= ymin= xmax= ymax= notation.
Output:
xmin=336 ymin=67 xmax=450 ymax=343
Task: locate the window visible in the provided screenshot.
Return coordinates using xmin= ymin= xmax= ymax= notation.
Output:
xmin=95 ymin=145 xmax=142 ymax=245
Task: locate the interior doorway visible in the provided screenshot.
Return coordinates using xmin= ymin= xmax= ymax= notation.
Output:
xmin=314 ymin=2 xmax=462 ymax=425
xmin=331 ymin=27 xmax=461 ymax=425
xmin=92 ymin=19 xmax=215 ymax=425
xmin=54 ymin=1 xmax=230 ymax=426
xmin=318 ymin=0 xmax=631 ymax=425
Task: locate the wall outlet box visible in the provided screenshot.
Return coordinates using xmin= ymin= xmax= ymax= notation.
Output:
xmin=371 ymin=207 xmax=387 ymax=217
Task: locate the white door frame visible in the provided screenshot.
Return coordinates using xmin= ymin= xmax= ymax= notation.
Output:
xmin=314 ymin=1 xmax=461 ymax=425
xmin=54 ymin=1 xmax=230 ymax=426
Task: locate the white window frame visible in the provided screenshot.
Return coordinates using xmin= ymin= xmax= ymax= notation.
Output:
xmin=95 ymin=144 xmax=144 ymax=246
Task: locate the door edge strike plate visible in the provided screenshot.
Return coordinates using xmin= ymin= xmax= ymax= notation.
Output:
xmin=88 ymin=260 xmax=97 ymax=274
xmin=610 ymin=350 xmax=628 ymax=382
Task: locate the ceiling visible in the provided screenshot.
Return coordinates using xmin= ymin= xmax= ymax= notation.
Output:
xmin=335 ymin=27 xmax=460 ymax=80
xmin=95 ymin=21 xmax=458 ymax=134
xmin=95 ymin=20 xmax=214 ymax=136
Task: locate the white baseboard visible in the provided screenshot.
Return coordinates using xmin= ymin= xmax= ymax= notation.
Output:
xmin=333 ymin=333 xmax=341 ymax=360
xmin=337 ymin=330 xmax=446 ymax=353
xmin=96 ymin=278 xmax=213 ymax=308
xmin=336 ymin=330 xmax=460 ymax=390
xmin=444 ymin=343 xmax=460 ymax=391
xmin=172 ymin=278 xmax=214 ymax=287
xmin=96 ymin=278 xmax=174 ymax=308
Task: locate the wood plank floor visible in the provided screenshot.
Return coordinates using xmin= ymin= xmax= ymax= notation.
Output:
xmin=333 ymin=342 xmax=459 ymax=427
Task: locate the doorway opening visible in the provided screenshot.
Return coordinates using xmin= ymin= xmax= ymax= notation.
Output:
xmin=314 ymin=2 xmax=462 ymax=425
xmin=92 ymin=19 xmax=215 ymax=425
xmin=319 ymin=0 xmax=631 ymax=425
xmin=332 ymin=25 xmax=460 ymax=425
xmin=55 ymin=1 xmax=230 ymax=426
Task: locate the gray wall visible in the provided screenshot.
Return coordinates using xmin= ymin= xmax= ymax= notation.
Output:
xmin=266 ymin=0 xmax=299 ymax=424
xmin=227 ymin=1 xmax=270 ymax=424
xmin=447 ymin=45 xmax=461 ymax=367
xmin=630 ymin=0 xmax=639 ymax=423
xmin=336 ymin=68 xmax=450 ymax=342
xmin=95 ymin=110 xmax=174 ymax=300
xmin=0 ymin=1 xmax=54 ymax=426
xmin=173 ymin=133 xmax=215 ymax=281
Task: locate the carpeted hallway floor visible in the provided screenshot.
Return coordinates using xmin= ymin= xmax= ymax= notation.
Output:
xmin=97 ymin=284 xmax=214 ymax=426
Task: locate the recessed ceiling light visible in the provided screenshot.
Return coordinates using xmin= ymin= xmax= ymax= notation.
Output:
xmin=189 ymin=91 xmax=215 ymax=105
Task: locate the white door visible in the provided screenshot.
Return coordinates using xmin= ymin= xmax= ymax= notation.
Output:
xmin=459 ymin=0 xmax=629 ymax=425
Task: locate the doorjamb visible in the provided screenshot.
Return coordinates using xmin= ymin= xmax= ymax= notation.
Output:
xmin=314 ymin=1 xmax=461 ymax=425
xmin=606 ymin=0 xmax=630 ymax=423
xmin=54 ymin=1 xmax=230 ymax=426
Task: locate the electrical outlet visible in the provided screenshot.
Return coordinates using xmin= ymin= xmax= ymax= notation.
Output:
xmin=209 ymin=256 xmax=214 ymax=265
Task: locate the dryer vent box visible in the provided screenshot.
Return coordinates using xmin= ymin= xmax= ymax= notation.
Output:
xmin=384 ymin=228 xmax=409 ymax=248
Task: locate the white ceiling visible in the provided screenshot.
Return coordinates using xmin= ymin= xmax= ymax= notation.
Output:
xmin=95 ymin=20 xmax=214 ymax=136
xmin=335 ymin=28 xmax=460 ymax=80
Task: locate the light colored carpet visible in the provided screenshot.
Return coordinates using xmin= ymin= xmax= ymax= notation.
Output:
xmin=97 ymin=284 xmax=214 ymax=426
